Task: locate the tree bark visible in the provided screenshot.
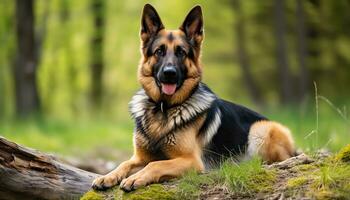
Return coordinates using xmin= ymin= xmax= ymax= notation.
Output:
xmin=0 ymin=137 xmax=99 ymax=200
xmin=90 ymin=0 xmax=105 ymax=109
xmin=14 ymin=0 xmax=41 ymax=117
xmin=274 ymin=0 xmax=293 ymax=104
xmin=232 ymin=0 xmax=264 ymax=107
xmin=296 ymin=0 xmax=309 ymax=101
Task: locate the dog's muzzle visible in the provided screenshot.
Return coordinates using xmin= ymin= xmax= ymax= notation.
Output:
xmin=158 ymin=65 xmax=178 ymax=95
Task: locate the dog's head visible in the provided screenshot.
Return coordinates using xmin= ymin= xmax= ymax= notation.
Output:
xmin=138 ymin=4 xmax=204 ymax=105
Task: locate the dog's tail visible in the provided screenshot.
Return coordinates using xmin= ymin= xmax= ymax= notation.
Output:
xmin=247 ymin=120 xmax=295 ymax=164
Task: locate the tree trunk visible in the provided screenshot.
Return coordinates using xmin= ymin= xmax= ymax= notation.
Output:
xmin=0 ymin=136 xmax=99 ymax=200
xmin=232 ymin=0 xmax=264 ymax=107
xmin=14 ymin=0 xmax=40 ymax=117
xmin=90 ymin=0 xmax=105 ymax=109
xmin=296 ymin=0 xmax=309 ymax=101
xmin=274 ymin=0 xmax=293 ymax=104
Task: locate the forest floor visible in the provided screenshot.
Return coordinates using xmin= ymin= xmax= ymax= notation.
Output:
xmin=81 ymin=144 xmax=350 ymax=200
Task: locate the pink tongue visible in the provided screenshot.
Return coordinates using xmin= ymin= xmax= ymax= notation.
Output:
xmin=161 ymin=84 xmax=177 ymax=95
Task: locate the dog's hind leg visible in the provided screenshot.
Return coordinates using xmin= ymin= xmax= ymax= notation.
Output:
xmin=247 ymin=120 xmax=295 ymax=164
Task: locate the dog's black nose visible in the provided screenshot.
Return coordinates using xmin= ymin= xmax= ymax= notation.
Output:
xmin=163 ymin=66 xmax=177 ymax=79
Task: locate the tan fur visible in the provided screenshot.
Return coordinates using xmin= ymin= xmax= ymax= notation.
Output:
xmin=119 ymin=117 xmax=205 ymax=190
xmin=93 ymin=113 xmax=206 ymax=190
xmin=247 ymin=121 xmax=295 ymax=164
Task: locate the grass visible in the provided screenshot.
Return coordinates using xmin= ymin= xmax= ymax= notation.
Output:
xmin=219 ymin=158 xmax=276 ymax=194
xmin=176 ymin=158 xmax=276 ymax=199
xmin=289 ymin=149 xmax=350 ymax=199
xmin=0 ymin=117 xmax=134 ymax=159
xmin=177 ymin=170 xmax=219 ymax=199
xmin=177 ymin=145 xmax=350 ymax=199
xmin=310 ymin=157 xmax=350 ymax=199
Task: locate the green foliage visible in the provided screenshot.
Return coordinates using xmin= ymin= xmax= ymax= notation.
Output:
xmin=1 ymin=0 xmax=350 ymax=119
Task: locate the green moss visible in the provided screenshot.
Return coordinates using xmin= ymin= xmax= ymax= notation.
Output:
xmin=81 ymin=184 xmax=176 ymax=200
xmin=295 ymin=164 xmax=317 ymax=172
xmin=248 ymin=169 xmax=276 ymax=193
xmin=117 ymin=184 xmax=176 ymax=200
xmin=313 ymin=189 xmax=337 ymax=200
xmin=311 ymin=188 xmax=350 ymax=200
xmin=335 ymin=144 xmax=350 ymax=162
xmin=287 ymin=177 xmax=309 ymax=189
xmin=80 ymin=190 xmax=104 ymax=200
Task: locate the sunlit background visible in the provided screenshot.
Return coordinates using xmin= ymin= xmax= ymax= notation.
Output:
xmin=0 ymin=0 xmax=349 ymax=165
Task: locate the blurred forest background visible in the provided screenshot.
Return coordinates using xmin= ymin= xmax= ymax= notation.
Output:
xmin=0 ymin=0 xmax=349 ymax=161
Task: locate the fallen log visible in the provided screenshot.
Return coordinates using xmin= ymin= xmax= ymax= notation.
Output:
xmin=266 ymin=153 xmax=314 ymax=170
xmin=0 ymin=136 xmax=99 ymax=200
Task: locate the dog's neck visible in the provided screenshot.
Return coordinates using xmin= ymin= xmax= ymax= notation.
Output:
xmin=129 ymin=82 xmax=220 ymax=152
xmin=129 ymin=82 xmax=216 ymax=119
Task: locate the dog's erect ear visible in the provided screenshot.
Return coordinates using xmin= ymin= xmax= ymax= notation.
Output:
xmin=140 ymin=4 xmax=164 ymax=43
xmin=179 ymin=5 xmax=203 ymax=44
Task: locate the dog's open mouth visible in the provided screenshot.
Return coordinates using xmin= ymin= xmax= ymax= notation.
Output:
xmin=161 ymin=83 xmax=177 ymax=95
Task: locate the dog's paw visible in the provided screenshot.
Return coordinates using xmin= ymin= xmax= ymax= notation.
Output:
xmin=92 ymin=174 xmax=121 ymax=190
xmin=119 ymin=173 xmax=149 ymax=192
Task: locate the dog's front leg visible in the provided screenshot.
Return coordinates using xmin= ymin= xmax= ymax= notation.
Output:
xmin=92 ymin=156 xmax=146 ymax=190
xmin=120 ymin=156 xmax=204 ymax=191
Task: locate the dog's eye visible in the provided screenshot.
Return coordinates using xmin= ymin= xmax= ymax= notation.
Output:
xmin=176 ymin=48 xmax=186 ymax=57
xmin=155 ymin=48 xmax=164 ymax=57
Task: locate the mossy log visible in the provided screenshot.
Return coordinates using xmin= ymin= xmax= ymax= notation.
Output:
xmin=0 ymin=136 xmax=99 ymax=200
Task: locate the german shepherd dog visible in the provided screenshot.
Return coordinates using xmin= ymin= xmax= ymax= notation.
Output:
xmin=92 ymin=4 xmax=295 ymax=191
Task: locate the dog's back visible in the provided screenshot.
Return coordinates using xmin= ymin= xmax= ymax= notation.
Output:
xmin=195 ymin=84 xmax=295 ymax=167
